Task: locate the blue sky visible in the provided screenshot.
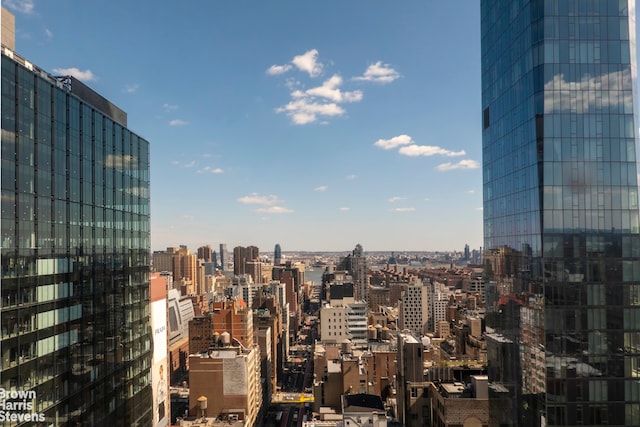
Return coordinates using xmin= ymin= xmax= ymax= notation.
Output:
xmin=6 ymin=1 xmax=640 ymax=253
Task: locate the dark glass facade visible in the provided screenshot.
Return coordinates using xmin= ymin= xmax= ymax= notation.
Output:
xmin=1 ymin=50 xmax=151 ymax=425
xmin=481 ymin=0 xmax=640 ymax=426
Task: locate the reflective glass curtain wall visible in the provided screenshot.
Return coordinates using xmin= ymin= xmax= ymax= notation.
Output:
xmin=1 ymin=52 xmax=151 ymax=426
xmin=481 ymin=0 xmax=640 ymax=426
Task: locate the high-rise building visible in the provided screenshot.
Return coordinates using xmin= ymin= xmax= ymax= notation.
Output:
xmin=219 ymin=243 xmax=228 ymax=271
xmin=153 ymin=246 xmax=200 ymax=291
xmin=273 ymin=243 xmax=282 ymax=266
xmin=0 ymin=8 xmax=151 ymax=425
xmin=197 ymin=244 xmax=212 ymax=262
xmin=338 ymin=244 xmax=368 ymax=302
xmin=481 ymin=1 xmax=640 ymax=426
xmin=233 ymin=245 xmax=259 ymax=276
xmin=398 ymin=277 xmax=429 ymax=336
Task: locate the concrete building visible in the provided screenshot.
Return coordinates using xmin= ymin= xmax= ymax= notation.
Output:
xmin=153 ymin=246 xmax=200 ymax=293
xmin=198 ymin=245 xmax=213 ymax=262
xmin=320 ymin=283 xmax=368 ymax=345
xmin=253 ymin=293 xmax=284 ymax=396
xmin=312 ymin=342 xmax=396 ymax=416
xmin=398 ymin=278 xmax=429 ymax=336
xmin=255 ymin=327 xmax=272 ymax=405
xmin=320 ymin=305 xmax=349 ymax=344
xmin=430 ymin=286 xmax=450 ymax=334
xmin=428 ymin=376 xmax=489 ymax=427
xmin=233 ymin=245 xmax=259 ymax=276
xmin=168 ymin=288 xmax=196 ymax=382
xmin=341 ymin=394 xmax=388 ymax=427
xmin=188 ymin=345 xmax=262 ymax=427
xmin=396 ymin=333 xmax=424 ymax=426
xmin=188 ymin=315 xmax=215 ymax=354
xmin=210 ymin=299 xmax=254 ymax=348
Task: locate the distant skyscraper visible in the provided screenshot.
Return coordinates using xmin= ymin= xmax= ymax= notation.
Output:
xmin=233 ymin=245 xmax=259 ymax=276
xmin=338 ymin=244 xmax=368 ymax=301
xmin=482 ymin=1 xmax=640 ymax=426
xmin=219 ymin=243 xmax=228 ymax=271
xmin=0 ymin=9 xmax=151 ymax=424
xmin=274 ymin=243 xmax=282 ymax=266
xmin=197 ymin=244 xmax=212 ymax=262
xmin=464 ymin=243 xmax=470 ymax=261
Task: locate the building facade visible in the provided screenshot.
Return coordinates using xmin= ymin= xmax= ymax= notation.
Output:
xmin=0 ymin=22 xmax=151 ymax=425
xmin=398 ymin=278 xmax=429 ymax=336
xmin=197 ymin=245 xmax=212 ymax=263
xmin=481 ymin=1 xmax=640 ymax=425
xmin=188 ymin=346 xmax=262 ymax=427
xmin=273 ymin=243 xmax=282 ymax=266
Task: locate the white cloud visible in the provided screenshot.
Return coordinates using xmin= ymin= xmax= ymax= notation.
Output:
xmin=163 ymin=103 xmax=179 ymax=111
xmin=374 ymin=135 xmax=414 ymax=150
xmin=388 ymin=196 xmax=406 ymax=203
xmin=315 ymin=186 xmax=328 ymax=192
xmin=275 ymin=74 xmax=364 ymax=124
xmin=52 ymin=67 xmax=96 ymax=82
xmin=276 ymin=98 xmax=345 ymax=125
xmin=266 ymin=64 xmax=293 ymax=75
xmin=436 ymin=159 xmax=480 ymax=171
xmin=354 ymin=61 xmax=400 ymax=83
xmin=467 ymin=190 xmax=476 ymax=194
xmin=256 ymin=206 xmax=293 ymax=214
xmin=292 ymin=49 xmax=323 ymax=77
xmin=184 ymin=161 xmax=196 ymax=168
xmin=345 ymin=174 xmax=357 ymax=180
xmin=305 ymin=75 xmax=363 ymax=103
xmin=44 ymin=28 xmax=53 ymax=39
xmin=237 ymin=193 xmax=279 ymax=206
xmin=392 ymin=207 xmax=415 ymax=212
xmin=398 ymin=145 xmax=466 ymax=157
xmin=169 ymin=119 xmax=188 ymax=126
xmin=4 ymin=0 xmax=34 ymax=14
xmin=123 ymin=84 xmax=139 ymax=93
xmin=339 ymin=207 xmax=351 ymax=211
xmin=197 ymin=166 xmax=224 ymax=174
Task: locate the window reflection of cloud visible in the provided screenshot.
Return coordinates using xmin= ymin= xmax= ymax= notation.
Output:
xmin=544 ymin=68 xmax=633 ymax=113
xmin=105 ymin=154 xmax=138 ymax=170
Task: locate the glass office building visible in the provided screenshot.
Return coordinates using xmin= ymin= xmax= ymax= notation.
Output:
xmin=481 ymin=1 xmax=640 ymax=425
xmin=1 ymin=44 xmax=151 ymax=424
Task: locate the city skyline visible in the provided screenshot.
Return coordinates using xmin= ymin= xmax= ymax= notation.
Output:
xmin=5 ymin=1 xmax=640 ymax=252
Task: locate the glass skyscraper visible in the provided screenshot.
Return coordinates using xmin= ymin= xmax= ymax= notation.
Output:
xmin=1 ymin=31 xmax=151 ymax=426
xmin=481 ymin=1 xmax=640 ymax=426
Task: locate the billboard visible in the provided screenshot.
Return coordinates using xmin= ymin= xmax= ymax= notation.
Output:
xmin=151 ymin=274 xmax=169 ymax=427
